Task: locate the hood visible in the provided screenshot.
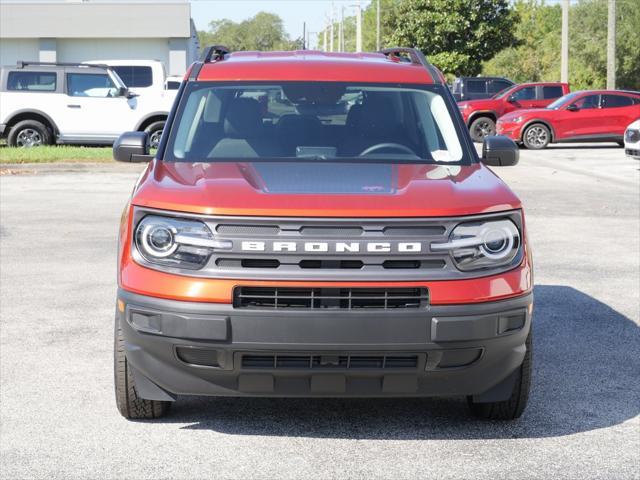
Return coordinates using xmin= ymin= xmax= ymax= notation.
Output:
xmin=132 ymin=160 xmax=521 ymax=217
xmin=501 ymin=108 xmax=551 ymax=121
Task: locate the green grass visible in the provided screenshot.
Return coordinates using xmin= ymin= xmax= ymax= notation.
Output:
xmin=0 ymin=145 xmax=114 ymax=164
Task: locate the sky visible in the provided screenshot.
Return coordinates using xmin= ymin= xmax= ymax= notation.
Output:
xmin=190 ymin=0 xmax=373 ymax=49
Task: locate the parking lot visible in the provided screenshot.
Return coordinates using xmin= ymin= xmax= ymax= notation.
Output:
xmin=0 ymin=144 xmax=638 ymax=479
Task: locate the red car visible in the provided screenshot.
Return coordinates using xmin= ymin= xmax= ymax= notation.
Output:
xmin=458 ymin=82 xmax=570 ymax=142
xmin=497 ymin=90 xmax=640 ymax=149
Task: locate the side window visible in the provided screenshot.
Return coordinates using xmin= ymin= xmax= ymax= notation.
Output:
xmin=112 ymin=66 xmax=153 ymax=88
xmin=7 ymin=71 xmax=57 ymax=92
xmin=466 ymin=80 xmax=486 ymax=94
xmin=66 ymin=73 xmax=117 ymax=98
xmin=489 ymin=80 xmax=512 ymax=94
xmin=542 ymin=86 xmax=564 ymax=99
xmin=572 ymin=95 xmax=600 ymax=110
xmin=511 ymin=86 xmax=536 ymax=101
xmin=601 ymin=94 xmax=633 ymax=108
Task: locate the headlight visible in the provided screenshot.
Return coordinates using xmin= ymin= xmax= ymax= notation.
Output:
xmin=431 ymin=218 xmax=521 ymax=271
xmin=135 ymin=215 xmax=231 ymax=270
xmin=510 ymin=116 xmax=523 ymax=123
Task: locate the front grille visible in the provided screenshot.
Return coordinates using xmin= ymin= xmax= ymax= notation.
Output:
xmin=625 ymin=129 xmax=640 ymax=143
xmin=626 ymin=148 xmax=640 ymax=157
xmin=234 ymin=286 xmax=429 ymax=309
xmin=242 ymin=353 xmax=420 ymax=370
xmin=176 ymin=347 xmax=220 ymax=367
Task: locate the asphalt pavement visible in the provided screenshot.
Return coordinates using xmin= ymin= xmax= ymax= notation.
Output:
xmin=1 ymin=144 xmax=638 ymax=479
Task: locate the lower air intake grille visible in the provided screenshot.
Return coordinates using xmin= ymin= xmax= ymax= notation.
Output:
xmin=234 ymin=287 xmax=429 ymax=309
xmin=242 ymin=354 xmax=419 ymax=370
xmin=176 ymin=347 xmax=219 ymax=367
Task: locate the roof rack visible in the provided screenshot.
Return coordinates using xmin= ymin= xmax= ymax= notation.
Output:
xmin=201 ymin=45 xmax=231 ymax=63
xmin=379 ymin=47 xmax=445 ymax=85
xmin=16 ymin=60 xmax=110 ymax=69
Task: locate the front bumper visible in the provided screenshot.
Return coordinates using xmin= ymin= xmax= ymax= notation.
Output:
xmin=0 ymin=124 xmax=6 ymax=137
xmin=496 ymin=121 xmax=522 ymax=141
xmin=118 ymin=288 xmax=533 ymax=400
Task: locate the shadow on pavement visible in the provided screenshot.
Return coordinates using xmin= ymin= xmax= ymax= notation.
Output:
xmin=160 ymin=285 xmax=639 ymax=439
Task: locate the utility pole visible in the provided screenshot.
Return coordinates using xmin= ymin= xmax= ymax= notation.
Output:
xmin=376 ymin=0 xmax=381 ymax=51
xmin=607 ymin=0 xmax=616 ymax=89
xmin=323 ymin=18 xmax=328 ymax=52
xmin=329 ymin=3 xmax=334 ymax=52
xmin=355 ymin=0 xmax=362 ymax=53
xmin=339 ymin=6 xmax=344 ymax=52
xmin=302 ymin=22 xmax=306 ymax=50
xmin=561 ymin=0 xmax=569 ymax=84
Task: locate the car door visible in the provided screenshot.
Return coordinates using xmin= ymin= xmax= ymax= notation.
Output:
xmin=600 ymin=94 xmax=640 ymax=136
xmin=61 ymin=70 xmax=138 ymax=143
xmin=506 ymin=86 xmax=538 ymax=110
xmin=555 ymin=94 xmax=602 ymax=139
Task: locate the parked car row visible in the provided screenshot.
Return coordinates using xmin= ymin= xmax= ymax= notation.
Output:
xmin=452 ymin=76 xmax=640 ymax=150
xmin=0 ymin=60 xmax=183 ymax=148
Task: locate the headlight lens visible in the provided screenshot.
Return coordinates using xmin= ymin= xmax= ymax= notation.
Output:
xmin=135 ymin=215 xmax=231 ymax=270
xmin=431 ymin=219 xmax=521 ymax=271
xmin=510 ymin=116 xmax=523 ymax=123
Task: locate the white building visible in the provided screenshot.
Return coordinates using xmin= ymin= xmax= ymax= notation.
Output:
xmin=0 ymin=0 xmax=199 ymax=76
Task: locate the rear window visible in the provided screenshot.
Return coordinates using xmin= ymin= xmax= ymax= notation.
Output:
xmin=7 ymin=71 xmax=57 ymax=92
xmin=602 ymin=94 xmax=633 ymax=108
xmin=542 ymin=86 xmax=564 ymax=99
xmin=111 ymin=66 xmax=153 ymax=88
xmin=167 ymin=82 xmax=467 ymax=164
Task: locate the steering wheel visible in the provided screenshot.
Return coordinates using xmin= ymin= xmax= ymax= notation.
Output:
xmin=359 ymin=143 xmax=417 ymax=157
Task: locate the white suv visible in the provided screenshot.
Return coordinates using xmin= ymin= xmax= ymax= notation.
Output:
xmin=0 ymin=61 xmax=174 ymax=148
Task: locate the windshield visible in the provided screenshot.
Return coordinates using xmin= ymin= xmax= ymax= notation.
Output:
xmin=547 ymin=92 xmax=579 ymax=110
xmin=166 ymin=82 xmax=467 ymax=164
xmin=492 ymin=85 xmax=515 ymax=99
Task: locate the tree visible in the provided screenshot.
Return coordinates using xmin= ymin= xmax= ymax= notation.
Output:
xmin=483 ymin=0 xmax=640 ymax=91
xmin=387 ymin=0 xmax=517 ymax=76
xmin=198 ymin=12 xmax=300 ymax=52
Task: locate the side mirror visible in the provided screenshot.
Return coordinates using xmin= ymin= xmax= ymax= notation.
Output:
xmin=507 ymin=95 xmax=517 ymax=103
xmin=113 ymin=131 xmax=152 ymax=162
xmin=566 ymin=103 xmax=579 ymax=112
xmin=482 ymin=135 xmax=519 ymax=167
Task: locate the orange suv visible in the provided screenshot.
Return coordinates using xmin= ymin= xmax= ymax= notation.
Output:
xmin=113 ymin=47 xmax=533 ymax=420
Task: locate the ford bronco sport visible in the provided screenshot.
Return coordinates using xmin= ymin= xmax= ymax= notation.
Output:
xmin=0 ymin=61 xmax=173 ymax=148
xmin=113 ymin=47 xmax=533 ymax=421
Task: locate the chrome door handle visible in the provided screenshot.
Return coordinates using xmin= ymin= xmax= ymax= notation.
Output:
xmin=67 ymin=104 xmax=81 ymax=108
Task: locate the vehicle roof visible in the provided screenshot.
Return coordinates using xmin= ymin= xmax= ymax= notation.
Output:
xmin=566 ymin=89 xmax=640 ymax=96
xmin=454 ymin=76 xmax=513 ymax=81
xmin=1 ymin=64 xmax=109 ymax=74
xmin=88 ymin=60 xmax=164 ymax=67
xmin=195 ymin=50 xmax=436 ymax=84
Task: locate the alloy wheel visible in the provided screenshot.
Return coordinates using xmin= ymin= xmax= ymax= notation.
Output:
xmin=525 ymin=126 xmax=548 ymax=148
xmin=16 ymin=129 xmax=43 ymax=148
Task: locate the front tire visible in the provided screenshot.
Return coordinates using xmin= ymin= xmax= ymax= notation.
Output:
xmin=144 ymin=121 xmax=165 ymax=150
xmin=7 ymin=119 xmax=52 ymax=148
xmin=467 ymin=333 xmax=532 ymax=420
xmin=114 ymin=319 xmax=170 ymax=419
xmin=522 ymin=123 xmax=551 ymax=149
xmin=469 ymin=116 xmax=496 ymax=143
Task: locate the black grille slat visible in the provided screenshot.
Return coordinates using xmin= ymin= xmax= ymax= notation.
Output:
xmin=241 ymin=354 xmax=419 ymax=370
xmin=216 ymin=225 xmax=280 ymax=236
xmin=234 ymin=287 xmax=428 ymax=310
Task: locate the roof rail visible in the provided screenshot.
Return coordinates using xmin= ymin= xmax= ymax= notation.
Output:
xmin=16 ymin=60 xmax=110 ymax=69
xmin=379 ymin=47 xmax=445 ymax=85
xmin=201 ymin=45 xmax=231 ymax=63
